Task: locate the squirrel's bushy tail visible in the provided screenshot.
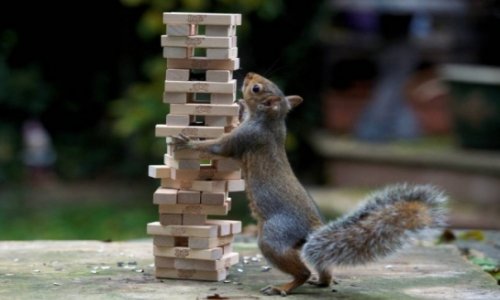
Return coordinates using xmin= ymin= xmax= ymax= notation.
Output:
xmin=301 ymin=184 xmax=447 ymax=272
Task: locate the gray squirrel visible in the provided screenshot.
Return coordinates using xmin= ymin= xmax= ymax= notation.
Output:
xmin=172 ymin=72 xmax=447 ymax=296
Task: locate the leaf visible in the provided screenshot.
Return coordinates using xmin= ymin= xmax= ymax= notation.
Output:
xmin=458 ymin=230 xmax=485 ymax=241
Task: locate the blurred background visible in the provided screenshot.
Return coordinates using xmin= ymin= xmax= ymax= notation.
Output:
xmin=1 ymin=0 xmax=499 ymax=240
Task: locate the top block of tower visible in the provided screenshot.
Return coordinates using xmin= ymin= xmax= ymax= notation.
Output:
xmin=163 ymin=12 xmax=241 ymax=26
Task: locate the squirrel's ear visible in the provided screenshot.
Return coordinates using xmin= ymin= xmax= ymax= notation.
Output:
xmin=286 ymin=95 xmax=303 ymax=109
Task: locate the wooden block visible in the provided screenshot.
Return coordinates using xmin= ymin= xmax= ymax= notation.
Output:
xmin=226 ymin=220 xmax=242 ymax=234
xmin=210 ymin=93 xmax=235 ymax=104
xmin=163 ymin=12 xmax=242 ymax=26
xmin=182 ymin=214 xmax=207 ymax=225
xmin=205 ymin=25 xmax=235 ymax=37
xmin=163 ymin=47 xmax=190 ymax=59
xmin=189 ymin=234 xmax=234 ymax=249
xmin=206 ymin=47 xmax=238 ymax=59
xmin=166 ymin=24 xmax=195 ymax=36
xmin=161 ymin=35 xmax=236 ymax=49
xmin=153 ymin=236 xmax=175 ymax=247
xmin=205 ymin=220 xmax=231 ymax=236
xmin=154 ymin=256 xmax=175 ymax=268
xmin=155 ymin=267 xmax=227 ymax=281
xmin=155 ymin=125 xmax=224 ymax=138
xmin=174 ymin=252 xmax=239 ymax=271
xmin=147 ymin=221 xmax=219 ymax=237
xmin=153 ymin=188 xmax=178 ymax=205
xmin=166 ymin=115 xmax=190 ymax=126
xmin=191 ymin=180 xmax=227 ymax=192
xmin=177 ymin=190 xmax=201 ymax=204
xmin=205 ymin=70 xmax=232 ymax=82
xmin=201 ymin=192 xmax=227 ymax=206
xmin=165 ymin=80 xmax=236 ymax=94
xmin=166 ymin=69 xmax=190 ymax=81
xmin=159 ymin=214 xmax=182 ymax=225
xmin=165 ymin=155 xmax=200 ymax=170
xmin=167 ymin=58 xmax=239 ymax=71
xmin=153 ymin=236 xmax=189 ymax=247
xmin=154 ymin=245 xmax=223 ymax=260
xmin=163 ymin=92 xmax=192 ymax=104
xmin=167 ymin=149 xmax=222 ymax=160
xmin=227 ymin=179 xmax=245 ymax=192
xmin=214 ymin=159 xmax=240 ymax=171
xmin=161 ymin=178 xmax=194 ymax=190
xmin=169 ymin=167 xmax=242 ymax=181
xmin=148 ymin=165 xmax=170 ymax=178
xmin=158 ymin=202 xmax=230 ymax=216
xmin=170 ymin=103 xmax=239 ymax=116
xmin=204 ymin=116 xmax=229 ymax=127
xmin=222 ymin=244 xmax=233 ymax=254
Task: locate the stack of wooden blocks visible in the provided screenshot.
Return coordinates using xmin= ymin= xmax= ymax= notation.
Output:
xmin=147 ymin=12 xmax=244 ymax=282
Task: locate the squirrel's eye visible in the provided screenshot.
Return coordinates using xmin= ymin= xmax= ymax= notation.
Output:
xmin=251 ymin=84 xmax=261 ymax=93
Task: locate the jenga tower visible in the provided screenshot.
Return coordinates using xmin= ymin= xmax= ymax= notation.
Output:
xmin=147 ymin=12 xmax=244 ymax=281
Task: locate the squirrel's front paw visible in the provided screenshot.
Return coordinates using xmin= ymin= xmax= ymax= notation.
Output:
xmin=167 ymin=134 xmax=192 ymax=150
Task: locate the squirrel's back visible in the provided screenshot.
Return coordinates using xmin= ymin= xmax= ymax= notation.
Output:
xmin=301 ymin=184 xmax=447 ymax=272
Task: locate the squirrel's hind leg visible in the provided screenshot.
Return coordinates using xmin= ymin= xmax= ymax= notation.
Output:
xmin=258 ymin=244 xmax=311 ymax=296
xmin=307 ymin=269 xmax=334 ymax=287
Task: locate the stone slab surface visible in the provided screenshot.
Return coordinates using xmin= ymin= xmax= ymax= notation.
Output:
xmin=0 ymin=240 xmax=498 ymax=299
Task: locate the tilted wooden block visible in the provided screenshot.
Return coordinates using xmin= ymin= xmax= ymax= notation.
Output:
xmin=170 ymin=103 xmax=239 ymax=116
xmin=189 ymin=234 xmax=234 ymax=249
xmin=148 ymin=165 xmax=170 ymax=178
xmin=166 ymin=69 xmax=190 ymax=81
xmin=206 ymin=47 xmax=238 ymax=59
xmin=166 ymin=24 xmax=196 ymax=36
xmin=163 ymin=92 xmax=193 ymax=104
xmin=155 ymin=125 xmax=224 ymax=138
xmin=161 ymin=178 xmax=194 ymax=190
xmin=154 ymin=245 xmax=223 ymax=260
xmin=210 ymin=93 xmax=235 ymax=104
xmin=201 ymin=192 xmax=227 ymax=206
xmin=165 ymin=80 xmax=236 ymax=94
xmin=158 ymin=201 xmax=230 ymax=216
xmin=173 ymin=252 xmax=239 ymax=271
xmin=147 ymin=221 xmax=219 ymax=237
xmin=153 ymin=188 xmax=177 ymax=205
xmin=205 ymin=25 xmax=236 ymax=37
xmin=177 ymin=190 xmax=201 ymax=204
xmin=163 ymin=47 xmax=191 ymax=59
xmin=155 ymin=267 xmax=227 ymax=281
xmin=182 ymin=213 xmax=207 ymax=225
xmin=205 ymin=70 xmax=232 ymax=82
xmin=163 ymin=12 xmax=242 ymax=26
xmin=167 ymin=58 xmax=239 ymax=71
xmin=161 ymin=35 xmax=236 ymax=49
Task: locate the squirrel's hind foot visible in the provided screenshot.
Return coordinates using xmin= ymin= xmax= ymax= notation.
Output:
xmin=260 ymin=285 xmax=288 ymax=297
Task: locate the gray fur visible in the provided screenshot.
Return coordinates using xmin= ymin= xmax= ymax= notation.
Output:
xmin=301 ymin=184 xmax=447 ymax=273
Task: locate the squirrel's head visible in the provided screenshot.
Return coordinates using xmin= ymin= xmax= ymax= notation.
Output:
xmin=239 ymin=72 xmax=302 ymax=119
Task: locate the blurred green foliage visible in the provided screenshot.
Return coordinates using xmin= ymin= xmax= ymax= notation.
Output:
xmin=0 ymin=0 xmax=328 ymax=182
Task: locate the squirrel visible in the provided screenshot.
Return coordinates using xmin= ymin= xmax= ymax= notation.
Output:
xmin=172 ymin=72 xmax=447 ymax=296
